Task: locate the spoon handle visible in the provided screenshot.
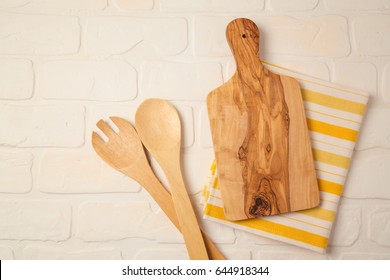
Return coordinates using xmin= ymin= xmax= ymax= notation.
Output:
xmin=122 ymin=165 xmax=223 ymax=260
xmin=161 ymin=156 xmax=209 ymax=260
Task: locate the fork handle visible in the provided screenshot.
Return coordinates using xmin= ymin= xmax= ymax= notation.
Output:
xmin=123 ymin=167 xmax=225 ymax=260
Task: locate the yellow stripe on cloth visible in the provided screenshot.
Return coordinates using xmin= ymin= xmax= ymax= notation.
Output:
xmin=307 ymin=118 xmax=358 ymax=142
xmin=204 ymin=204 xmax=329 ymax=249
xmin=318 ymin=179 xmax=343 ymax=196
xmin=302 ymin=89 xmax=366 ymax=116
xmin=312 ymin=149 xmax=350 ymax=169
xmin=299 ymin=207 xmax=336 ymax=222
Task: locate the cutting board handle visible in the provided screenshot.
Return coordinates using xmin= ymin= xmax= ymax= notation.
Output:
xmin=226 ymin=18 xmax=263 ymax=73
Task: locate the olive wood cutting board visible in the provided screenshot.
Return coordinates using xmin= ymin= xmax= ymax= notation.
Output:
xmin=207 ymin=18 xmax=319 ymax=221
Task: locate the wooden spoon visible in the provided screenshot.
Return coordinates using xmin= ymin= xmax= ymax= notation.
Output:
xmin=92 ymin=117 xmax=224 ymax=260
xmin=135 ymin=99 xmax=209 ymax=260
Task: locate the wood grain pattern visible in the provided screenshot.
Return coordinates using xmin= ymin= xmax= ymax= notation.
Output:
xmin=135 ymin=99 xmax=209 ymax=260
xmin=92 ymin=117 xmax=224 ymax=259
xmin=207 ymin=18 xmax=319 ymax=221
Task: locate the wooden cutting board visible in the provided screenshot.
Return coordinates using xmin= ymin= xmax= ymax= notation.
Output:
xmin=207 ymin=18 xmax=319 ymax=221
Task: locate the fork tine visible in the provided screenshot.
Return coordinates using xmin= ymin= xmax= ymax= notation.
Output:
xmin=109 ymin=116 xmax=135 ymax=135
xmin=91 ymin=131 xmax=106 ymax=147
xmin=109 ymin=117 xmax=125 ymax=130
xmin=96 ymin=119 xmax=116 ymax=138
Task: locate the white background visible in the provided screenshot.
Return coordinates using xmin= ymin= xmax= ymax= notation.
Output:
xmin=0 ymin=0 xmax=389 ymax=260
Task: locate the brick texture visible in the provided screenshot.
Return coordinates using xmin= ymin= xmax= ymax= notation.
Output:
xmin=141 ymin=61 xmax=223 ymax=101
xmin=0 ymin=152 xmax=32 ymax=193
xmin=0 ymin=0 xmax=388 ymax=261
xmin=114 ymin=0 xmax=154 ymax=10
xmin=344 ymin=149 xmax=390 ymax=199
xmin=161 ymin=0 xmax=264 ymax=12
xmin=84 ymin=17 xmax=187 ymax=56
xmin=194 ymin=15 xmax=350 ymax=57
xmin=37 ymin=150 xmax=140 ymax=193
xmin=0 ymin=247 xmax=14 ymax=260
xmin=329 ymin=205 xmax=361 ymax=246
xmin=0 ymin=59 xmax=33 ymax=100
xmin=0 ymin=200 xmax=71 ymax=241
xmin=369 ymin=206 xmax=390 ymax=246
xmin=0 ymin=13 xmax=80 ymax=55
xmin=356 ymin=104 xmax=390 ymax=150
xmin=325 ymin=0 xmax=390 ymax=10
xmin=0 ymin=0 xmax=107 ymax=10
xmin=0 ymin=104 xmax=85 ymax=147
xmin=269 ymin=0 xmax=319 ymax=11
xmin=333 ymin=61 xmax=377 ymax=94
xmin=37 ymin=60 xmax=137 ymax=101
xmin=23 ymin=246 xmax=121 ymax=260
xmin=353 ymin=15 xmax=390 ymax=56
xmin=77 ymin=201 xmax=183 ymax=242
xmin=382 ymin=62 xmax=390 ymax=103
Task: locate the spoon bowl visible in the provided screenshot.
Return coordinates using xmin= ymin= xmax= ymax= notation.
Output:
xmin=135 ymin=98 xmax=209 ymax=260
xmin=135 ymin=99 xmax=181 ymax=151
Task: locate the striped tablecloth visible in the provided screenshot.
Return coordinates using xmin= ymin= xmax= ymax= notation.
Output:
xmin=202 ymin=62 xmax=369 ymax=253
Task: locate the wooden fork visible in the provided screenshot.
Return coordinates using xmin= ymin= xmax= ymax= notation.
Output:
xmin=91 ymin=117 xmax=225 ymax=260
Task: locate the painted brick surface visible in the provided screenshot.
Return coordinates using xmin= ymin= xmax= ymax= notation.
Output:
xmin=369 ymin=206 xmax=390 ymax=246
xmin=353 ymin=15 xmax=390 ymax=56
xmin=84 ymin=17 xmax=187 ymax=56
xmin=222 ymin=250 xmax=252 ymax=260
xmin=77 ymin=201 xmax=150 ymax=241
xmin=333 ymin=61 xmax=377 ymax=94
xmin=37 ymin=150 xmax=140 ymax=193
xmin=0 ymin=247 xmax=14 ymax=260
xmin=0 ymin=59 xmax=33 ymax=100
xmin=23 ymin=246 xmax=121 ymax=260
xmin=355 ymin=104 xmax=390 ymax=150
xmin=329 ymin=205 xmax=361 ymax=246
xmin=344 ymin=149 xmax=390 ymax=199
xmin=325 ymin=0 xmax=390 ymax=10
xmin=77 ymin=201 xmax=183 ymax=242
xmin=0 ymin=13 xmax=80 ymax=55
xmin=0 ymin=0 xmax=388 ymax=260
xmin=255 ymin=246 xmax=327 ymax=260
xmin=194 ymin=15 xmax=350 ymax=57
xmin=338 ymin=252 xmax=390 ymax=260
xmin=131 ymin=248 xmax=188 ymax=260
xmin=201 ymin=220 xmax=236 ymax=244
xmin=0 ymin=152 xmax=32 ymax=193
xmin=161 ymin=0 xmax=264 ymax=12
xmin=0 ymin=0 xmax=107 ymax=10
xmin=382 ymin=62 xmax=390 ymax=103
xmin=0 ymin=200 xmax=71 ymax=241
xmin=0 ymin=104 xmax=85 ymax=147
xmin=269 ymin=0 xmax=319 ymax=11
xmin=37 ymin=60 xmax=137 ymax=101
xmin=141 ymin=61 xmax=223 ymax=101
xmin=114 ymin=0 xmax=154 ymax=10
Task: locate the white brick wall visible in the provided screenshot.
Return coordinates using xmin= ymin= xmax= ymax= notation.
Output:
xmin=0 ymin=152 xmax=32 ymax=193
xmin=0 ymin=104 xmax=85 ymax=147
xmin=0 ymin=59 xmax=33 ymax=100
xmin=0 ymin=200 xmax=71 ymax=241
xmin=194 ymin=15 xmax=350 ymax=57
xmin=0 ymin=0 xmax=389 ymax=260
xmin=36 ymin=60 xmax=137 ymax=101
xmin=352 ymin=15 xmax=390 ymax=56
xmin=0 ymin=13 xmax=80 ymax=55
